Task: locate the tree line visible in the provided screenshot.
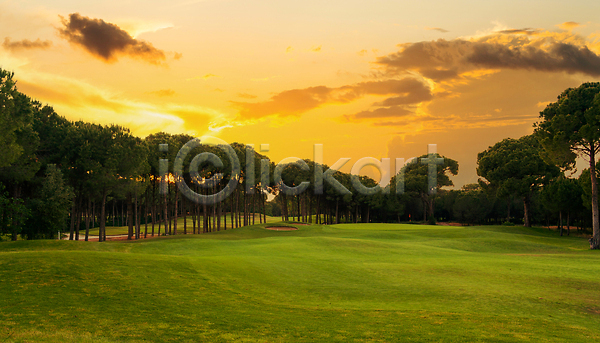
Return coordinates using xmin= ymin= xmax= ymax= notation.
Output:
xmin=2 ymin=68 xmax=600 ymax=248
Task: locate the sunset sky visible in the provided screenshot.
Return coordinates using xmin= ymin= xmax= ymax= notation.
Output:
xmin=2 ymin=0 xmax=600 ymax=187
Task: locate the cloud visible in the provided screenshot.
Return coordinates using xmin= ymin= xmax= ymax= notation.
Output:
xmin=467 ymin=42 xmax=600 ymax=75
xmin=558 ymin=21 xmax=580 ymax=30
xmin=286 ymin=46 xmax=293 ymax=53
xmin=376 ymin=34 xmax=600 ymax=80
xmin=345 ymin=106 xmax=414 ymax=120
xmin=3 ymin=38 xmax=52 ymax=51
xmin=233 ymin=78 xmax=431 ymax=120
xmin=232 ymin=25 xmax=599 ymax=134
xmin=357 ymin=49 xmax=368 ymax=56
xmin=310 ymin=45 xmax=322 ymax=52
xmin=58 ymin=13 xmax=167 ymax=64
xmin=426 ymin=27 xmax=449 ymax=33
xmin=148 ymin=89 xmax=176 ymax=97
xmin=237 ymin=93 xmax=257 ymax=99
xmin=495 ymin=28 xmax=537 ymax=35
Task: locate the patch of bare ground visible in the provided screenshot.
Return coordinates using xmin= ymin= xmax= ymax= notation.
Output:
xmin=265 ymin=226 xmax=298 ymax=231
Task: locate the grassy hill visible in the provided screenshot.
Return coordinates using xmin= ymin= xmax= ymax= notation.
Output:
xmin=1 ymin=223 xmax=599 ymax=342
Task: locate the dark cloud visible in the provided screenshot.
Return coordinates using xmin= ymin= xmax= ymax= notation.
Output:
xmin=372 ymin=82 xmax=433 ymax=106
xmin=496 ymin=28 xmax=537 ymax=35
xmin=372 ymin=120 xmax=408 ymax=127
xmin=58 ymin=13 xmax=167 ymax=64
xmin=3 ymin=37 xmax=52 ymax=51
xmin=345 ymin=106 xmax=413 ymax=121
xmin=427 ymin=27 xmax=449 ymax=33
xmin=377 ymin=38 xmax=600 ymax=80
xmin=233 ymin=78 xmax=432 ymax=120
xmin=377 ymin=40 xmax=473 ymax=79
xmin=467 ymin=42 xmax=600 ymax=75
xmin=420 ymin=68 xmax=459 ymax=81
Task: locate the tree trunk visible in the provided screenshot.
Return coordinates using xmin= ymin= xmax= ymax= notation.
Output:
xmin=68 ymin=196 xmax=75 ymax=240
xmin=230 ymin=193 xmax=235 ymax=229
xmin=183 ymin=196 xmax=187 ymax=235
xmin=158 ymin=207 xmax=161 ymax=236
xmin=224 ymin=199 xmax=227 ymax=230
xmin=127 ymin=192 xmax=133 ymax=240
xmin=152 ymin=204 xmax=156 ymax=236
xmin=523 ymin=195 xmax=531 ymax=228
xmin=173 ymin=187 xmax=178 ymax=235
xmin=99 ymin=191 xmax=107 ymax=242
xmin=144 ymin=193 xmax=148 ymax=238
xmin=316 ymin=196 xmax=320 ymax=224
xmin=243 ymin=188 xmax=247 ymax=226
xmin=335 ymin=199 xmax=339 ymax=224
xmin=298 ymin=195 xmax=302 ymax=222
xmin=590 ymin=144 xmax=600 ymax=249
xmin=203 ymin=202 xmax=208 ymax=233
xmin=427 ymin=196 xmax=434 ymax=223
xmin=75 ymin=196 xmax=82 ymax=241
xmin=85 ymin=197 xmax=91 ymax=241
xmin=559 ymin=210 xmax=563 ymax=236
xmin=506 ymin=196 xmax=511 ymax=223
xmin=252 ymin=192 xmax=256 ymax=225
xmin=192 ymin=198 xmax=196 ymax=234
xmin=163 ymin=184 xmax=169 ymax=235
xmin=135 ymin=192 xmax=140 ymax=239
xmin=309 ymin=196 xmax=313 ymax=224
xmin=217 ymin=201 xmax=221 ymax=231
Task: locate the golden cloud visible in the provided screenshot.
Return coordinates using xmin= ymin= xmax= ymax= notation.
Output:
xmin=558 ymin=21 xmax=580 ymax=31
xmin=233 ymin=78 xmax=432 ymax=121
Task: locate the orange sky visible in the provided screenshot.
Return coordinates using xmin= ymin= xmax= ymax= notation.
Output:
xmin=2 ymin=1 xmax=600 ymax=187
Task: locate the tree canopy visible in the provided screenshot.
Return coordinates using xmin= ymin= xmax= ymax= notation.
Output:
xmin=477 ymin=135 xmax=559 ymax=227
xmin=535 ymin=82 xmax=600 ymax=248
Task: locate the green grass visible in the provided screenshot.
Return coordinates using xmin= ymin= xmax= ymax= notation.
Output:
xmin=1 ymin=223 xmax=600 ymax=342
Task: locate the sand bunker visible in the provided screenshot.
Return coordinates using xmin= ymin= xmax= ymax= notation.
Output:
xmin=265 ymin=226 xmax=298 ymax=231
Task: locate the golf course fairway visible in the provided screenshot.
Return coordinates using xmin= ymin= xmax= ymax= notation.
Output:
xmin=1 ymin=223 xmax=599 ymax=342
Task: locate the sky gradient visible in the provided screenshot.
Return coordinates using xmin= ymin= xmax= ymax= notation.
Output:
xmin=2 ymin=0 xmax=600 ymax=187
